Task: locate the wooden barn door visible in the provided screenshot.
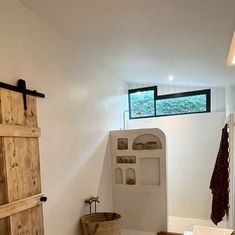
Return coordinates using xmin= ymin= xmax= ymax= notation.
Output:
xmin=0 ymin=88 xmax=45 ymax=235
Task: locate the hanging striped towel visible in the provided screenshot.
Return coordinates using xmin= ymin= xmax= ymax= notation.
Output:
xmin=210 ymin=124 xmax=229 ymax=225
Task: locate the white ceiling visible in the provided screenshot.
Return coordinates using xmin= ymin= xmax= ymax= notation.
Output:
xmin=19 ymin=0 xmax=235 ymax=86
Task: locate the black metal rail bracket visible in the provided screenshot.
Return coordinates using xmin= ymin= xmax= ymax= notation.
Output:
xmin=0 ymin=79 xmax=45 ymax=111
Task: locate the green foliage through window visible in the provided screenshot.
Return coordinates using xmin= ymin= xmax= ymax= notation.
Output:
xmin=130 ymin=90 xmax=155 ymax=118
xmin=156 ymin=94 xmax=207 ymax=116
xmin=128 ymin=87 xmax=210 ymax=119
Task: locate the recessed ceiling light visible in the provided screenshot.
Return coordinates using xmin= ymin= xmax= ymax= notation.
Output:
xmin=168 ymin=75 xmax=175 ymax=81
xmin=227 ymin=32 xmax=235 ymax=66
xmin=232 ymin=56 xmax=235 ymax=65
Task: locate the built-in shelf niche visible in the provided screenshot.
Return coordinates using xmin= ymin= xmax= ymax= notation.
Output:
xmin=126 ymin=168 xmax=136 ymax=185
xmin=117 ymin=138 xmax=128 ymax=150
xmin=116 ymin=156 xmax=136 ymax=164
xmin=140 ymin=158 xmax=160 ymax=185
xmin=133 ymin=134 xmax=162 ymax=150
xmin=115 ymin=168 xmax=123 ymax=184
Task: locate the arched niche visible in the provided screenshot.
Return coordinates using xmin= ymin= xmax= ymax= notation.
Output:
xmin=126 ymin=168 xmax=136 ymax=185
xmin=133 ymin=134 xmax=162 ymax=150
xmin=115 ymin=168 xmax=123 ymax=184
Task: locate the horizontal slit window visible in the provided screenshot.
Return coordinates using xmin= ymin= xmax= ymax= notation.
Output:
xmin=128 ymin=86 xmax=157 ymax=119
xmin=128 ymin=87 xmax=211 ymax=119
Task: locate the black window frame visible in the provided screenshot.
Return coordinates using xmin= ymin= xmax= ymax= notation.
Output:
xmin=155 ymin=89 xmax=211 ymax=117
xmin=128 ymin=87 xmax=211 ymax=119
xmin=128 ymin=86 xmax=158 ymax=119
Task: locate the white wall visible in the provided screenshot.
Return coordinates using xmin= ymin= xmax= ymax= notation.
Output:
xmin=97 ymin=137 xmax=114 ymax=212
xmin=225 ymin=84 xmax=235 ymax=229
xmin=226 ymin=84 xmax=235 ymax=115
xmin=127 ymin=112 xmax=225 ymax=232
xmin=0 ymin=1 xmax=127 ymax=234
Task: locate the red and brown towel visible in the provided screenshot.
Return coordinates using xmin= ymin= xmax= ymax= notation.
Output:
xmin=210 ymin=124 xmax=229 ymax=225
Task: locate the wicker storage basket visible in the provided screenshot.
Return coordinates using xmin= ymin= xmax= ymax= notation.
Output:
xmin=81 ymin=212 xmax=121 ymax=235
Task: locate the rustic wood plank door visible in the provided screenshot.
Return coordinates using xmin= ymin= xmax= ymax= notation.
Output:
xmin=0 ymin=88 xmax=45 ymax=235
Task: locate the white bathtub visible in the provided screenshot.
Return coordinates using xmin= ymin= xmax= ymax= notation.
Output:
xmin=193 ymin=226 xmax=233 ymax=235
xmin=122 ymin=226 xmax=234 ymax=235
xmin=184 ymin=232 xmax=193 ymax=235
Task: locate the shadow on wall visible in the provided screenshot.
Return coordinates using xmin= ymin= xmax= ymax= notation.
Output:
xmin=77 ymin=134 xmax=112 ymax=235
xmin=97 ymin=136 xmax=113 ymax=213
xmin=42 ymin=132 xmax=111 ymax=235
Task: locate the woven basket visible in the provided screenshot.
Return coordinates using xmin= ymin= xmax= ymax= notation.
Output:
xmin=81 ymin=212 xmax=121 ymax=235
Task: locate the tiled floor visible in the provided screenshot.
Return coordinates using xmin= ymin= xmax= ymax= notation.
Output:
xmin=158 ymin=233 xmax=183 ymax=235
xmin=122 ymin=229 xmax=185 ymax=235
xmin=122 ymin=229 xmax=155 ymax=235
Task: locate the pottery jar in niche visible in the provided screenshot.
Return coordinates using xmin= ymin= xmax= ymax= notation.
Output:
xmin=117 ymin=138 xmax=128 ymax=150
xmin=145 ymin=142 xmax=157 ymax=150
xmin=133 ymin=143 xmax=144 ymax=150
xmin=127 ymin=178 xmax=135 ymax=185
xmin=117 ymin=156 xmax=124 ymax=163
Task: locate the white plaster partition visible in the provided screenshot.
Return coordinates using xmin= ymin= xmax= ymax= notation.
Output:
xmin=111 ymin=128 xmax=167 ymax=233
xmin=127 ymin=112 xmax=226 ymax=232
